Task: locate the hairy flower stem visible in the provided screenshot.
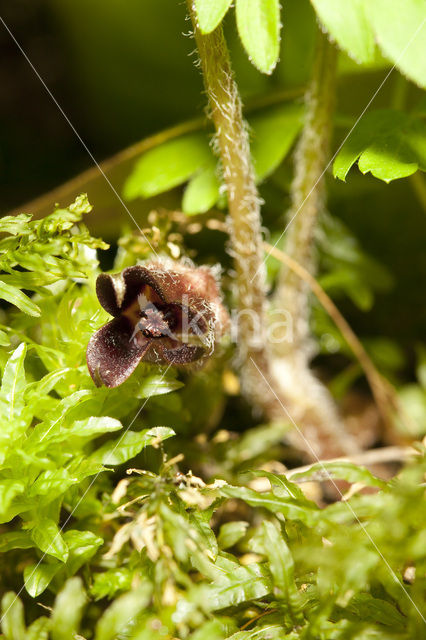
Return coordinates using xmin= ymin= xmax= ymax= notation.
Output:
xmin=187 ymin=8 xmax=358 ymax=459
xmin=187 ymin=3 xmax=272 ymax=405
xmin=276 ymin=29 xmax=337 ymax=356
xmin=272 ymin=29 xmax=361 ymax=457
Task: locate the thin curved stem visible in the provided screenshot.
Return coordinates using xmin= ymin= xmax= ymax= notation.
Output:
xmin=6 ymin=119 xmax=204 ymax=219
xmin=7 ymin=87 xmax=304 ymax=220
xmin=265 ymin=243 xmax=413 ymax=440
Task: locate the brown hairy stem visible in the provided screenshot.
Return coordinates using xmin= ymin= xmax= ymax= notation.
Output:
xmin=207 ymin=216 xmax=410 ymax=440
xmin=269 ymin=29 xmax=363 ymax=458
xmin=187 ymin=9 xmax=361 ymax=459
xmin=274 ymin=28 xmax=337 ymax=357
xmin=186 ymin=1 xmax=272 ymax=405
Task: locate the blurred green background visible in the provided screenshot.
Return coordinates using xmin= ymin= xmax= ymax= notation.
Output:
xmin=1 ymin=0 xmax=425 ymax=366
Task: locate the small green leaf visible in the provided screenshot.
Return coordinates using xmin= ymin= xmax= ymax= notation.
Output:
xmin=24 ymin=562 xmax=61 ymax=597
xmin=1 ymin=271 xmax=58 ymax=290
xmin=0 ymin=213 xmax=32 ymax=235
xmin=348 ymin=592 xmax=406 ymax=629
xmin=365 ymin=0 xmax=426 ymax=89
xmin=363 ymin=337 xmax=405 ymax=373
xmin=317 ymin=212 xmax=392 ymax=314
xmin=320 ymin=267 xmax=374 ymax=310
xmin=26 ymin=390 xmax=94 ymax=446
xmin=94 ymin=585 xmax=152 ymax=640
xmin=311 ymin=0 xmax=375 ymax=64
xmin=189 ymin=509 xmax=219 ymax=558
xmin=28 ymin=368 xmax=73 ymax=397
xmin=260 ymin=521 xmax=302 ymax=619
xmin=159 ymin=502 xmax=204 ymax=565
xmin=290 ymin=460 xmax=387 ymax=488
xmin=68 ymin=192 xmax=93 ymax=215
xmin=91 ymin=568 xmax=132 ymax=600
xmin=123 ymin=134 xmax=214 ymax=200
xmin=191 ymin=620 xmax=230 ymax=640
xmin=136 ymin=375 xmax=184 ymax=398
xmin=207 ymin=557 xmax=272 ymax=609
xmin=236 ymin=0 xmax=281 ymax=74
xmin=30 ymin=518 xmax=69 ymax=562
xmin=68 ymin=416 xmax=123 ymax=438
xmin=195 ymin=0 xmax=233 ymax=33
xmin=50 ymin=577 xmax=87 ymax=640
xmin=251 ymin=104 xmax=303 ymax=180
xmin=1 ymin=592 xmax=26 ymax=640
xmin=225 ymin=421 xmax=290 ymax=467
xmin=250 ymin=469 xmax=312 ymax=504
xmin=0 ymin=280 xmax=41 ymax=317
xmin=183 ymin=166 xmax=221 ymax=214
xmin=63 ymin=529 xmax=103 ymax=575
xmin=0 ymin=480 xmax=26 ymax=518
xmin=219 ymin=483 xmax=320 ymax=526
xmin=0 ymin=531 xmax=34 ymax=552
xmin=333 ymin=110 xmax=426 ymax=182
xmin=0 ymin=343 xmax=27 ymax=421
xmin=217 ymin=521 xmax=249 ymax=549
xmin=29 ymin=469 xmax=78 ymax=500
xmin=66 ymin=456 xmax=105 ymax=483
xmin=91 ymin=426 xmax=175 ymax=466
xmin=26 ymin=617 xmax=49 ymax=640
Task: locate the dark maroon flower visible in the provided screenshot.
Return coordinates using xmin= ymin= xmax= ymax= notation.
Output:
xmin=87 ymin=261 xmax=228 ymax=387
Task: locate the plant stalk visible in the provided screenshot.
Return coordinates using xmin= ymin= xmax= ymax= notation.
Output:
xmin=188 ymin=8 xmax=360 ymax=459
xmin=271 ymin=28 xmax=362 ymax=458
xmin=275 ymin=28 xmax=337 ymax=357
xmin=187 ymin=2 xmax=271 ymax=404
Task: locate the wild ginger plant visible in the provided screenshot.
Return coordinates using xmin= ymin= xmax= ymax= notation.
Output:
xmin=1 ymin=1 xmax=426 ymax=638
xmin=186 ymin=3 xmax=361 ymax=459
xmin=119 ymin=0 xmax=426 ymax=458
